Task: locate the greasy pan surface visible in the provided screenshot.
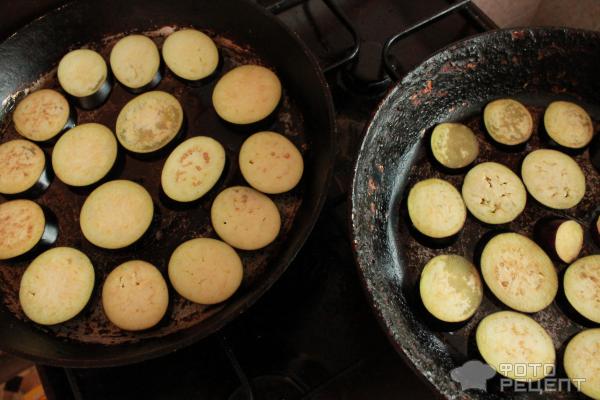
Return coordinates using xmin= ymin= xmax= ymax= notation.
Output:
xmin=351 ymin=28 xmax=600 ymax=399
xmin=0 ymin=0 xmax=334 ymax=366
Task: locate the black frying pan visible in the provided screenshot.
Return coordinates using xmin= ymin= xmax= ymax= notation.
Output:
xmin=351 ymin=28 xmax=600 ymax=399
xmin=0 ymin=0 xmax=335 ymax=367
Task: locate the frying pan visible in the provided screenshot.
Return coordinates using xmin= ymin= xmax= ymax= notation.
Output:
xmin=351 ymin=28 xmax=600 ymax=399
xmin=0 ymin=0 xmax=335 ymax=366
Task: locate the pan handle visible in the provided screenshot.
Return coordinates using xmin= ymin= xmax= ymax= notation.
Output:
xmin=265 ymin=0 xmax=360 ymax=72
xmin=383 ymin=0 xmax=479 ymax=81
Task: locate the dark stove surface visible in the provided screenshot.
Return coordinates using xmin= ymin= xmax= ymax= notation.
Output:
xmin=1 ymin=1 xmax=490 ymax=399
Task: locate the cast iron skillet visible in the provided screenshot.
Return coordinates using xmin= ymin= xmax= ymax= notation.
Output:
xmin=351 ymin=28 xmax=600 ymax=399
xmin=0 ymin=0 xmax=335 ymax=366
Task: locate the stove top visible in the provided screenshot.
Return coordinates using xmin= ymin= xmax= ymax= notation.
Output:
xmin=1 ymin=1 xmax=493 ymax=398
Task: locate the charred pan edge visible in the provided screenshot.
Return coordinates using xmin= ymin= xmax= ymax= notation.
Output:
xmin=351 ymin=27 xmax=600 ymax=399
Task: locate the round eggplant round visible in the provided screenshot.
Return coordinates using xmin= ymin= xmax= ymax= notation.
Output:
xmin=430 ymin=123 xmax=479 ymax=169
xmin=407 ymin=178 xmax=466 ymax=239
xmin=211 ymin=186 xmax=281 ymax=250
xmin=110 ymin=34 xmax=161 ymax=91
xmin=462 ymin=162 xmax=527 ymax=224
xmin=162 ymin=29 xmax=219 ymax=81
xmin=419 ymin=254 xmax=483 ymax=322
xmin=481 ymin=232 xmax=557 ymax=313
xmin=476 ymin=311 xmax=555 ymax=381
xmin=534 ymin=218 xmax=583 ymax=264
xmin=115 ymin=91 xmax=183 ymax=154
xmin=57 ymin=49 xmax=111 ymax=109
xmin=13 ymin=89 xmax=72 ymax=142
xmin=52 ymin=123 xmax=117 ymax=187
xmin=239 ymin=131 xmax=304 ymax=194
xmin=483 ymin=98 xmax=533 ymax=146
xmin=168 ymin=238 xmax=243 ymax=305
xmin=0 ymin=139 xmax=47 ymax=195
xmin=19 ymin=247 xmax=94 ymax=325
xmin=161 ymin=136 xmax=226 ymax=202
xmin=102 ymin=260 xmax=168 ymax=331
xmin=80 ymin=180 xmax=154 ymax=249
xmin=563 ymin=329 xmax=600 ymax=400
xmin=564 ymin=255 xmax=600 ymax=324
xmin=0 ymin=200 xmax=56 ymax=260
xmin=521 ymin=149 xmax=585 ymax=209
xmin=544 ymin=101 xmax=593 ymax=149
xmin=212 ymin=65 xmax=281 ymax=125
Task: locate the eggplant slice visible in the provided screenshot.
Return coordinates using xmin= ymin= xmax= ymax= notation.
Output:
xmin=461 ymin=162 xmax=527 ymax=224
xmin=534 ymin=217 xmax=583 ymax=264
xmin=0 ymin=140 xmax=47 ymax=195
xmin=13 ymin=89 xmax=74 ymax=142
xmin=19 ymin=247 xmax=94 ymax=325
xmin=476 ymin=311 xmax=555 ymax=381
xmin=563 ymin=255 xmax=600 ymax=324
xmin=419 ymin=254 xmax=482 ymax=323
xmin=480 ymin=232 xmax=557 ymax=313
xmin=483 ymin=98 xmax=533 ymax=146
xmin=563 ymin=328 xmax=600 ymax=400
xmin=430 ymin=123 xmax=479 ymax=169
xmin=57 ymin=49 xmax=111 ymax=110
xmin=115 ymin=91 xmax=183 ymax=154
xmin=544 ymin=101 xmax=594 ymax=149
xmin=110 ymin=35 xmax=162 ymax=92
xmin=521 ymin=149 xmax=586 ymax=210
xmin=407 ymin=178 xmax=466 ymax=239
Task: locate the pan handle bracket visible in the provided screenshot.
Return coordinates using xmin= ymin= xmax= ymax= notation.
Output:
xmin=265 ymin=0 xmax=360 ymax=72
xmin=383 ymin=0 xmax=496 ymax=81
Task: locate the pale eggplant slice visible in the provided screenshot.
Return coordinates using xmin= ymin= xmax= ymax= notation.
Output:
xmin=211 ymin=186 xmax=281 ymax=250
xmin=0 ymin=200 xmax=57 ymax=260
xmin=0 ymin=139 xmax=48 ymax=196
xmin=483 ymin=99 xmax=533 ymax=146
xmin=13 ymin=89 xmax=75 ymax=142
xmin=161 ymin=136 xmax=226 ymax=202
xmin=102 ymin=260 xmax=168 ymax=331
xmin=115 ymin=91 xmax=183 ymax=154
xmin=168 ymin=238 xmax=243 ymax=305
xmin=80 ymin=180 xmax=154 ymax=249
xmin=110 ymin=35 xmax=161 ymax=92
xmin=57 ymin=49 xmax=112 ymax=110
xmin=212 ymin=65 xmax=282 ymax=125
xmin=544 ymin=101 xmax=594 ymax=149
xmin=534 ymin=217 xmax=583 ymax=264
xmin=407 ymin=178 xmax=466 ymax=239
xmin=19 ymin=247 xmax=94 ymax=325
xmin=430 ymin=123 xmax=479 ymax=169
xmin=521 ymin=149 xmax=586 ymax=210
xmin=162 ymin=29 xmax=219 ymax=81
xmin=52 ymin=123 xmax=118 ymax=187
xmin=563 ymin=329 xmax=600 ymax=400
xmin=481 ymin=232 xmax=558 ymax=313
xmin=476 ymin=311 xmax=555 ymax=381
xmin=419 ymin=254 xmax=483 ymax=322
xmin=564 ymin=255 xmax=600 ymax=324
xmin=461 ymin=162 xmax=527 ymax=224
xmin=239 ymin=131 xmax=304 ymax=194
